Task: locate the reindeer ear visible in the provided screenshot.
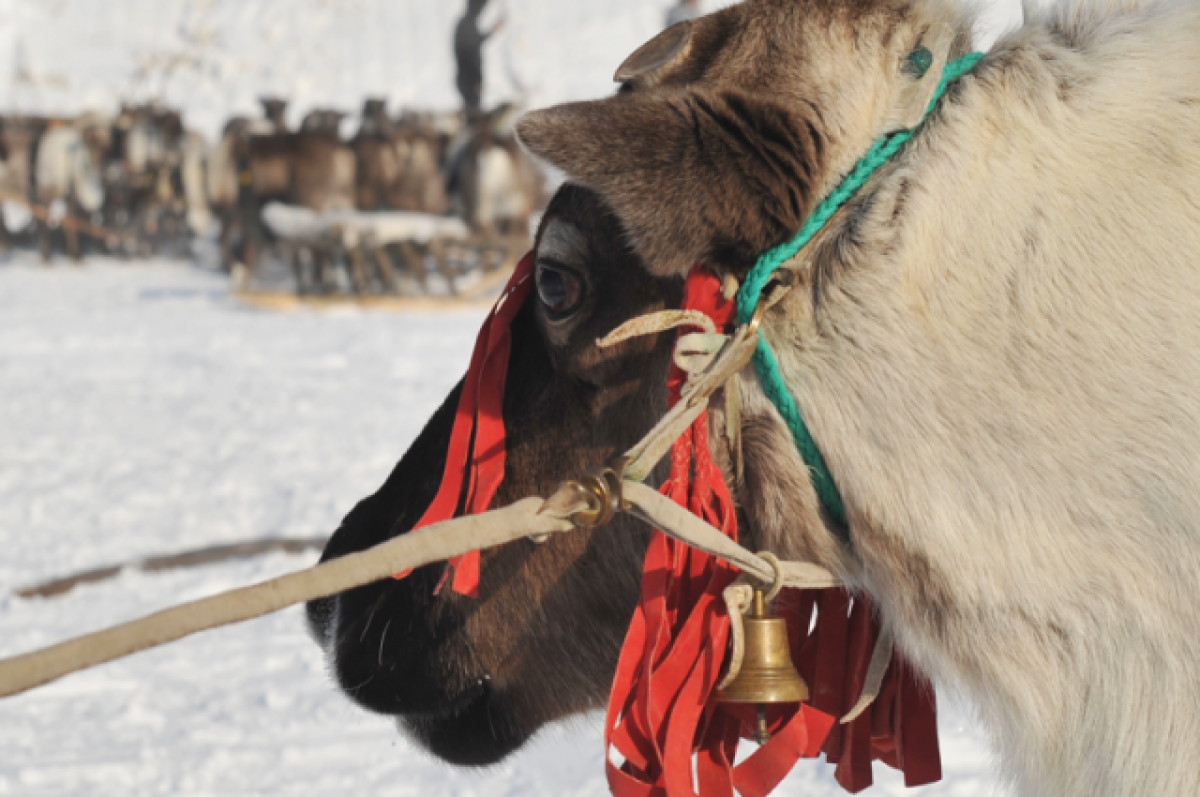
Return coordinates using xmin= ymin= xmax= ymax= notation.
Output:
xmin=613 ymin=22 xmax=694 ymax=89
xmin=517 ymin=89 xmax=827 ymax=278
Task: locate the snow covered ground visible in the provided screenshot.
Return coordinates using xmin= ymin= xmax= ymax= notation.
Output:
xmin=0 ymin=256 xmax=1003 ymax=795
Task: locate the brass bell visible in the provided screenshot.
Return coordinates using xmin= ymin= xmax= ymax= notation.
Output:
xmin=716 ymin=587 xmax=809 ymax=744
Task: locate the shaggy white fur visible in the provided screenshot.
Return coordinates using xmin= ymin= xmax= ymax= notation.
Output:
xmin=742 ymin=0 xmax=1200 ymax=793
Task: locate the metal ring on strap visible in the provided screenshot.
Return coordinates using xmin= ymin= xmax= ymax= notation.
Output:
xmin=566 ymin=461 xmax=627 ymax=528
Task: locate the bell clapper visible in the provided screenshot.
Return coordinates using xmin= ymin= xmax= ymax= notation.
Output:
xmin=755 ymin=704 xmax=770 ymax=745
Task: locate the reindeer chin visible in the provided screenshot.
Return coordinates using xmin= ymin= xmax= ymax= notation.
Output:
xmin=398 ymin=682 xmax=534 ymax=767
xmin=323 ymin=574 xmax=539 ymax=766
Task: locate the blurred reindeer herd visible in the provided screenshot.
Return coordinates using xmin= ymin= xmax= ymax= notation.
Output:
xmin=0 ymin=98 xmax=545 ymax=297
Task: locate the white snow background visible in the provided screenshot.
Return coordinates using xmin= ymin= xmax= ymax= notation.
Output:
xmin=0 ymin=0 xmax=1030 ymax=793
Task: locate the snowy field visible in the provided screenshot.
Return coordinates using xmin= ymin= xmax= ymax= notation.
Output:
xmin=0 ymin=257 xmax=1002 ymax=796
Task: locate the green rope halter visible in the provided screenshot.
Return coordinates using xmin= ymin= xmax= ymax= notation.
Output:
xmin=735 ymin=51 xmax=984 ymax=527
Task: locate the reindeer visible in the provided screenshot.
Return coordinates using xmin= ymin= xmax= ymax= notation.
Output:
xmin=345 ymin=100 xmax=455 ymax=291
xmin=352 ymin=99 xmax=448 ymax=216
xmin=103 ymin=104 xmax=193 ymax=256
xmin=0 ymin=115 xmax=48 ymax=248
xmin=208 ymin=104 xmax=280 ymax=272
xmin=209 ymin=105 xmax=356 ymax=281
xmin=33 ymin=114 xmax=109 ymax=262
xmin=255 ymin=110 xmax=355 ymax=212
xmin=310 ymin=0 xmax=1200 ymax=793
xmin=445 ymin=103 xmax=543 ymax=237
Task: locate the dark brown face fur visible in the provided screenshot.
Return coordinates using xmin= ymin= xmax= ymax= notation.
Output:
xmin=516 ymin=0 xmax=963 ymax=278
xmin=307 ymin=185 xmax=682 ymax=765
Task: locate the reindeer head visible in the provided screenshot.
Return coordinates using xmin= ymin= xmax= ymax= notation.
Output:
xmin=517 ymin=0 xmax=971 ymax=278
xmin=307 ymin=185 xmax=682 ymax=765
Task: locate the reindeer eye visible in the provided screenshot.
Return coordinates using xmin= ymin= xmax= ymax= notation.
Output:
xmin=535 ymin=261 xmax=585 ymax=319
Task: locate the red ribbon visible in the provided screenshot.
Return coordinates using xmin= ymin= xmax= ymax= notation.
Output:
xmin=603 ymin=269 xmax=836 ymax=797
xmin=392 ymin=251 xmax=534 ymax=597
xmin=603 ymin=268 xmax=942 ymax=796
xmin=394 ymin=255 xmax=942 ymax=794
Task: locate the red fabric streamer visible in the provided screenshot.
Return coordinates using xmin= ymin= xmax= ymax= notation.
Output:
xmin=391 ymin=251 xmax=535 ymax=597
xmin=603 ymin=269 xmax=838 ymax=797
xmin=603 ymin=267 xmax=943 ymax=796
xmin=785 ymin=590 xmax=942 ymax=792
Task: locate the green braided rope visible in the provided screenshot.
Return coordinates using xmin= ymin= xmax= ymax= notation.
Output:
xmin=735 ymin=51 xmax=984 ymax=526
